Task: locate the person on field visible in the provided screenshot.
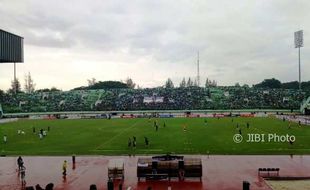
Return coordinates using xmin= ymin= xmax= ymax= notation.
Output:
xmin=17 ymin=156 xmax=24 ymax=171
xmin=246 ymin=122 xmax=250 ymax=129
xmin=144 ymin=137 xmax=149 ymax=147
xmin=178 ymin=168 xmax=185 ymax=181
xmin=3 ymin=135 xmax=7 ymax=144
xmin=33 ymin=127 xmax=36 ymax=133
xmin=47 ymin=126 xmax=50 ymax=131
xmin=183 ymin=125 xmax=187 ymax=132
xmin=20 ymin=165 xmax=26 ymax=186
xmin=238 ymin=128 xmax=242 ymax=135
xmin=62 ymin=160 xmax=67 ymax=176
xmin=128 ymin=138 xmax=132 ymax=148
xmin=133 ymin=139 xmax=137 ymax=149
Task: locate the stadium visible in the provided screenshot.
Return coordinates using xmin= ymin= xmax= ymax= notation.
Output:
xmin=1 ymin=1 xmax=310 ymax=190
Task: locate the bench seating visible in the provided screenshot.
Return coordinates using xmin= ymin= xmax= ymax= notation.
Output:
xmin=258 ymin=168 xmax=280 ymax=176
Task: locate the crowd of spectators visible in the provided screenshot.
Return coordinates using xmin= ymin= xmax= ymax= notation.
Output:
xmin=0 ymin=86 xmax=309 ymax=113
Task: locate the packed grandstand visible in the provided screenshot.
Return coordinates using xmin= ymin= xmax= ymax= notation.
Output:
xmin=1 ymin=86 xmax=309 ymax=113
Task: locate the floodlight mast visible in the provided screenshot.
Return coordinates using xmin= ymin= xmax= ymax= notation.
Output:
xmin=299 ymin=47 xmax=301 ymax=90
xmin=197 ymin=51 xmax=200 ymax=87
xmin=294 ymin=30 xmax=303 ymax=91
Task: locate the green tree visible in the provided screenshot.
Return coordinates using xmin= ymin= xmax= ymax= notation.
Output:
xmin=186 ymin=77 xmax=193 ymax=87
xmin=194 ymin=79 xmax=198 ymax=87
xmin=0 ymin=89 xmax=4 ymax=102
xmin=165 ymin=78 xmax=174 ymax=88
xmin=180 ymin=77 xmax=186 ymax=88
xmin=125 ymin=77 xmax=136 ymax=89
xmin=50 ymin=87 xmax=61 ymax=91
xmin=24 ymin=72 xmax=36 ymax=93
xmin=205 ymin=78 xmax=210 ymax=88
xmin=254 ymin=78 xmax=282 ymax=88
xmin=8 ymin=78 xmax=22 ymax=94
xmin=87 ymin=78 xmax=97 ymax=86
xmin=242 ymin=84 xmax=250 ymax=88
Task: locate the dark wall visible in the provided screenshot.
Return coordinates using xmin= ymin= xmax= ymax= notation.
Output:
xmin=0 ymin=29 xmax=24 ymax=63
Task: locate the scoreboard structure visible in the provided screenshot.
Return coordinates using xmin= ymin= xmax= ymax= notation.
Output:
xmin=0 ymin=29 xmax=24 ymax=63
xmin=0 ymin=29 xmax=24 ymax=93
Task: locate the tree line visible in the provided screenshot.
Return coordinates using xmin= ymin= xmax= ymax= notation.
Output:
xmin=165 ymin=77 xmax=217 ymax=89
xmin=253 ymin=78 xmax=310 ymax=90
xmin=1 ymin=73 xmax=310 ymax=99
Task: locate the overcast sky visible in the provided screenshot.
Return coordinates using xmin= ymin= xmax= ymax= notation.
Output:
xmin=0 ymin=0 xmax=309 ymax=90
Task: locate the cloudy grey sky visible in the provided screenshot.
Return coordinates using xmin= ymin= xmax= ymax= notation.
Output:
xmin=0 ymin=0 xmax=309 ymax=90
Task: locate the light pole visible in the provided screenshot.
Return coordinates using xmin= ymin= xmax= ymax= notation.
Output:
xmin=294 ymin=30 xmax=303 ymax=91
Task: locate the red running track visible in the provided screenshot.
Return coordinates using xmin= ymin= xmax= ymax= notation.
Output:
xmin=1 ymin=155 xmax=310 ymax=190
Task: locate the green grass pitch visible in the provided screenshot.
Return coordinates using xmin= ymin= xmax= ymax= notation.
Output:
xmin=0 ymin=117 xmax=309 ymax=155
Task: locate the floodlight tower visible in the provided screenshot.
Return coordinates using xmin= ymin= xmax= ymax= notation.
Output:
xmin=294 ymin=30 xmax=303 ymax=90
xmin=197 ymin=51 xmax=200 ymax=87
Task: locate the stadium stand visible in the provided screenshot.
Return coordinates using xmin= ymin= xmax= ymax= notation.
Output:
xmin=301 ymin=96 xmax=310 ymax=115
xmin=1 ymin=87 xmax=309 ymax=113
